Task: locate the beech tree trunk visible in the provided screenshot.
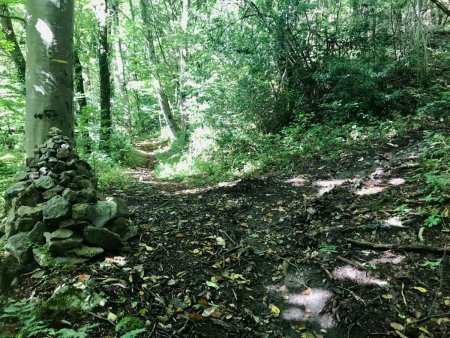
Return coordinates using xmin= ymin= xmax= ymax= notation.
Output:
xmin=0 ymin=4 xmax=25 ymax=85
xmin=179 ymin=0 xmax=189 ymax=131
xmin=25 ymin=0 xmax=75 ymax=160
xmin=139 ymin=0 xmax=179 ymax=139
xmin=111 ymin=1 xmax=132 ymax=134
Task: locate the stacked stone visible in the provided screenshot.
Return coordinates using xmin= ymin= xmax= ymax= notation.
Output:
xmin=0 ymin=128 xmax=136 ymax=273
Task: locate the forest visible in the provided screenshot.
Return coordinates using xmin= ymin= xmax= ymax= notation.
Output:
xmin=0 ymin=0 xmax=449 ymax=337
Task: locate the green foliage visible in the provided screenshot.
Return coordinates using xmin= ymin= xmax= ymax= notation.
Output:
xmin=415 ymin=132 xmax=450 ymax=227
xmin=85 ymin=151 xmax=133 ymax=189
xmin=115 ymin=316 xmax=146 ymax=337
xmin=0 ymin=299 xmax=97 ymax=338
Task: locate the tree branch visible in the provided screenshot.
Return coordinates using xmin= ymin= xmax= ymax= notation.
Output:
xmin=0 ymin=13 xmax=25 ymax=23
xmin=429 ymin=0 xmax=450 ymax=17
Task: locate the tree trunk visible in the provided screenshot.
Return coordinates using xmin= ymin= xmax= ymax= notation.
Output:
xmin=139 ymin=0 xmax=179 ymax=139
xmin=25 ymin=0 xmax=75 ymax=160
xmin=179 ymin=0 xmax=189 ymax=131
xmin=0 ymin=5 xmax=26 ymax=85
xmin=98 ymin=0 xmax=112 ymax=151
xmin=111 ymin=0 xmax=132 ymax=134
xmin=74 ymin=51 xmax=92 ymax=153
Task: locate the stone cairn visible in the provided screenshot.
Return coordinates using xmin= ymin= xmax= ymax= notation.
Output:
xmin=0 ymin=128 xmax=136 ymax=290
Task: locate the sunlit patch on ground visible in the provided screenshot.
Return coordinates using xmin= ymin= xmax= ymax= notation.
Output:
xmin=217 ymin=180 xmax=240 ymax=188
xmin=384 ymin=216 xmax=404 ymax=227
xmin=282 ymin=289 xmax=335 ymax=328
xmin=388 ymin=178 xmax=405 ymax=186
xmin=332 ymin=266 xmax=388 ymax=286
xmin=370 ymin=251 xmax=405 ymax=265
xmin=284 ymin=177 xmax=308 ymax=186
xmin=313 ymin=179 xmax=347 ymax=196
xmin=355 ymin=186 xmax=386 ymax=195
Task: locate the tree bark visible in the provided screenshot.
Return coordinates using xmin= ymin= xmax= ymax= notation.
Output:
xmin=139 ymin=0 xmax=179 ymax=139
xmin=25 ymin=0 xmax=75 ymax=160
xmin=98 ymin=0 xmax=112 ymax=151
xmin=0 ymin=4 xmax=26 ymax=85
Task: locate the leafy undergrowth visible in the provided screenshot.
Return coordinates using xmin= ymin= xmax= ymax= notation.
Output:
xmin=155 ymin=114 xmax=442 ymax=185
xmin=0 ymin=149 xmax=23 ymax=215
xmin=1 ymin=126 xmax=449 ymax=338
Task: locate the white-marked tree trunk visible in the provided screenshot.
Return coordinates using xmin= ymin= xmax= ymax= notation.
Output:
xmin=25 ymin=0 xmax=74 ymax=160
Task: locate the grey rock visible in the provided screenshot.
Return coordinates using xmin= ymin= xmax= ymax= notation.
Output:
xmin=35 ymin=176 xmax=55 ymax=190
xmin=83 ymin=226 xmax=122 ymax=250
xmin=0 ymin=255 xmax=23 ymax=292
xmin=15 ymin=184 xmax=42 ymax=208
xmin=72 ymin=203 xmax=95 ymax=220
xmin=42 ymin=185 xmax=64 ymax=200
xmin=90 ymin=199 xmax=129 ymax=228
xmin=17 ymin=204 xmax=43 ymax=222
xmin=60 ymin=219 xmax=90 ymax=231
xmin=14 ymin=217 xmax=36 ymax=233
xmin=78 ymin=188 xmax=96 ymax=202
xmin=70 ymin=246 xmax=104 ymax=258
xmin=4 ymin=181 xmax=29 ymax=200
xmin=5 ymin=232 xmax=33 ymax=264
xmin=43 ymin=195 xmax=70 ymax=222
xmin=62 ymin=188 xmax=79 ymax=203
xmin=51 ymin=228 xmax=73 ymax=239
xmin=57 ymin=148 xmax=69 ymax=159
xmin=106 ymin=217 xmax=130 ymax=235
xmin=122 ymin=225 xmax=138 ymax=241
xmin=48 ymin=237 xmax=83 ymax=255
xmin=27 ymin=222 xmax=45 ymax=244
xmin=15 ymin=172 xmax=29 ymax=181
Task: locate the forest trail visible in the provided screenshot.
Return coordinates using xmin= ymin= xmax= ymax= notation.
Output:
xmin=99 ymin=128 xmax=448 ymax=337
xmin=13 ymin=128 xmax=449 ymax=338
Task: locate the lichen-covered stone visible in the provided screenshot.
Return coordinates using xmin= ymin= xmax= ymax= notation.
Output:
xmin=70 ymin=246 xmax=104 ymax=258
xmin=72 ymin=203 xmax=95 ymax=220
xmin=43 ymin=195 xmax=70 ymax=222
xmin=51 ymin=228 xmax=74 ymax=239
xmin=48 ymin=237 xmax=83 ymax=255
xmin=34 ymin=176 xmax=55 ymax=190
xmin=4 ymin=232 xmax=33 ymax=264
xmin=27 ymin=222 xmax=45 ymax=244
xmin=83 ymin=226 xmax=122 ymax=250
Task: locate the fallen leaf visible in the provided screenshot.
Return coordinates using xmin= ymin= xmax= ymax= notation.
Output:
xmin=437 ymin=317 xmax=450 ymax=325
xmin=107 ymin=312 xmax=117 ymax=322
xmin=413 ymin=286 xmax=427 ymax=293
xmin=279 ymin=285 xmax=287 ymax=293
xmin=269 ymin=304 xmax=281 ymax=317
xmin=390 ymin=322 xmax=404 ymax=331
xmin=418 ymin=327 xmax=430 ymax=334
xmin=77 ymin=274 xmax=90 ymax=282
xmin=303 ymin=288 xmax=312 ymax=296
xmin=216 ymin=236 xmax=226 ymax=247
xmin=198 ymin=298 xmax=208 ymax=305
xmin=189 ymin=312 xmax=203 ymax=321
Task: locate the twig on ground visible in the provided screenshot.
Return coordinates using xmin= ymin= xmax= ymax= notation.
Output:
xmin=320 ymin=264 xmax=334 ymax=280
xmin=87 ymin=311 xmax=115 ymax=327
xmin=347 ymin=239 xmax=448 ymax=254
xmin=336 ymin=255 xmax=367 ymax=270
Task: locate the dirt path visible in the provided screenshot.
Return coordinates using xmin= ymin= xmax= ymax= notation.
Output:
xmin=6 ymin=129 xmax=449 ymax=338
xmin=98 ymin=129 xmax=448 ymax=337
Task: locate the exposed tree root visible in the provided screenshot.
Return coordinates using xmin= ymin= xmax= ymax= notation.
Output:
xmin=347 ymin=239 xmax=449 ymax=254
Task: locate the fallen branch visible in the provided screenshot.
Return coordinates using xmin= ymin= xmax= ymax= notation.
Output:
xmin=347 ymin=239 xmax=448 ymax=254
